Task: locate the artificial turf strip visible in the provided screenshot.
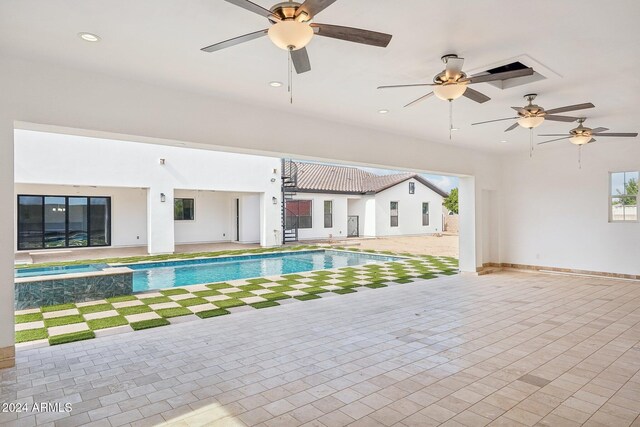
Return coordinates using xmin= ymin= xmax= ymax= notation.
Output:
xmin=280 ymin=274 xmax=304 ymax=280
xmin=130 ymin=318 xmax=170 ymax=331
xmin=196 ymin=309 xmax=230 ymax=319
xmin=295 ymin=294 xmax=321 ymax=301
xmin=269 ymin=286 xmax=294 ymax=293
xmin=192 ymin=289 xmax=222 ymax=297
xmin=176 ymin=297 xmax=209 ymax=307
xmin=116 ymin=305 xmax=152 ymax=316
xmin=15 ymin=313 xmax=44 ymax=324
xmin=365 ymin=283 xmax=387 ymax=289
xmin=49 ymin=330 xmax=95 ymax=346
xmin=138 ymin=296 xmax=172 ymax=305
xmin=77 ymin=303 xmax=114 ymax=315
xmin=237 ymin=284 xmax=264 ymax=292
xmin=43 ymin=315 xmax=85 ymax=328
xmin=304 ymin=287 xmax=330 ymax=294
xmin=41 ymin=303 xmax=75 ymax=313
xmin=334 ymin=288 xmax=357 ymax=295
xmin=156 ymin=307 xmax=192 ymax=318
xmin=262 ymin=292 xmax=291 ymax=301
xmin=106 ymin=295 xmax=137 ymax=303
xmin=251 ymin=301 xmax=280 ymax=309
xmin=86 ymin=316 xmax=128 ymax=330
xmin=15 ymin=328 xmax=48 ymax=343
xmin=245 ymin=278 xmax=272 ymax=285
xmin=393 ymin=279 xmax=414 ymax=284
xmin=225 ymin=291 xmax=254 ymax=299
xmin=160 ymin=288 xmax=189 ymax=296
xmin=213 ymin=299 xmax=246 ymax=309
xmin=207 ymin=283 xmax=234 ymax=290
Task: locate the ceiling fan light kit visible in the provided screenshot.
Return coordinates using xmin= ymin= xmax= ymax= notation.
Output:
xmin=267 ymin=20 xmax=314 ymax=50
xmin=517 ymin=115 xmax=544 ymax=129
xmin=433 ymin=84 xmax=467 ymax=101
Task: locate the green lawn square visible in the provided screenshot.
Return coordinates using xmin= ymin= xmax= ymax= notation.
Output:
xmin=106 ymin=295 xmax=137 ymax=303
xmin=160 ymin=288 xmax=190 ymax=296
xmin=237 ymin=284 xmax=264 ymax=291
xmin=49 ymin=330 xmax=95 ymax=346
xmin=138 ymin=296 xmax=172 ymax=305
xmin=306 ymin=281 xmax=332 ymax=287
xmin=280 ymin=274 xmax=305 ymax=280
xmin=207 ymin=282 xmax=234 ymax=290
xmin=116 ymin=305 xmax=152 ymax=316
xmin=268 ymin=285 xmax=294 ymax=293
xmin=251 ymin=301 xmax=280 ymax=309
xmin=77 ymin=303 xmax=114 ymax=315
xmin=156 ymin=307 xmax=192 ymax=318
xmin=303 ymin=287 xmax=330 ymax=294
xmin=196 ymin=309 xmax=230 ymax=319
xmin=334 ymin=288 xmax=357 ymax=294
xmin=130 ymin=318 xmax=170 ymax=331
xmin=335 ymin=281 xmax=359 ymax=289
xmin=276 ymin=279 xmax=301 ymax=286
xmin=16 ymin=328 xmax=48 ymax=343
xmin=393 ymin=278 xmax=414 ymax=284
xmin=192 ymin=289 xmax=222 ymax=297
xmin=295 ymin=294 xmax=321 ymax=301
xmin=366 ymin=283 xmax=388 ymax=289
xmin=417 ymin=274 xmax=437 ymax=280
xmin=213 ymin=299 xmax=246 ymax=309
xmin=43 ymin=315 xmax=85 ymax=328
xmin=225 ymin=291 xmax=254 ymax=299
xmin=262 ymin=292 xmax=291 ymax=301
xmin=15 ymin=312 xmax=44 ymax=324
xmin=176 ymin=297 xmax=209 ymax=307
xmin=245 ymin=278 xmax=272 ymax=285
xmin=41 ymin=303 xmax=75 ymax=313
xmin=86 ymin=315 xmax=128 ymax=330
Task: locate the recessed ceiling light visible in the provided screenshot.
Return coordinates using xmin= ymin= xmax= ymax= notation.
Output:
xmin=269 ymin=81 xmax=283 ymax=87
xmin=78 ymin=32 xmax=100 ymax=42
xmin=378 ymin=109 xmax=389 ymax=114
xmin=500 ymin=140 xmax=508 ymax=143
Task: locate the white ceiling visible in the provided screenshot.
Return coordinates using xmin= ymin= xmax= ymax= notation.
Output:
xmin=1 ymin=0 xmax=639 ymax=153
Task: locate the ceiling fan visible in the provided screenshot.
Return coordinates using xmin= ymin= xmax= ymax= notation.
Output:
xmin=377 ymin=55 xmax=534 ymax=138
xmin=201 ymin=0 xmax=393 ymax=76
xmin=537 ymin=118 xmax=638 ymax=168
xmin=471 ymin=94 xmax=595 ymax=132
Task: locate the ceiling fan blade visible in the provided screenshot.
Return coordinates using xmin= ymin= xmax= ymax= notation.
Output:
xmin=296 ymin=0 xmax=337 ymax=19
xmin=445 ymin=57 xmax=465 ymax=80
xmin=590 ymin=127 xmax=609 ymax=133
xmin=404 ymin=92 xmax=434 ymax=108
xmin=504 ymin=122 xmax=519 ymax=132
xmin=224 ymin=0 xmax=277 ymax=18
xmin=201 ymin=29 xmax=268 ymax=52
xmin=544 ymin=103 xmax=595 ymax=115
xmin=291 ymin=47 xmax=311 ymax=74
xmin=471 ymin=117 xmax=518 ymax=126
xmin=591 ymin=132 xmax=639 ymax=137
xmin=462 ymin=87 xmax=490 ymax=103
xmin=588 ymin=138 xmax=596 ymax=143
xmin=311 ymin=23 xmax=392 ymax=47
xmin=538 ymin=136 xmax=571 ymax=145
xmin=464 ymin=68 xmax=534 ymax=84
xmin=377 ymin=83 xmax=435 ymax=89
xmin=544 ymin=115 xmax=580 ymax=122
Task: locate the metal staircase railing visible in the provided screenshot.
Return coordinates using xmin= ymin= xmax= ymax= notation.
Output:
xmin=281 ymin=159 xmax=299 ymax=244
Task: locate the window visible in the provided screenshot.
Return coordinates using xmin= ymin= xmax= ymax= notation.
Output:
xmin=17 ymin=195 xmax=111 ymax=250
xmin=324 ymin=200 xmax=333 ymax=228
xmin=409 ymin=182 xmax=415 ymax=194
xmin=610 ymin=171 xmax=638 ymax=222
xmin=174 ymin=198 xmax=195 ymax=221
xmin=390 ymin=201 xmax=398 ymax=227
xmin=422 ymin=202 xmax=430 ymax=226
xmin=285 ymin=200 xmax=312 ymax=229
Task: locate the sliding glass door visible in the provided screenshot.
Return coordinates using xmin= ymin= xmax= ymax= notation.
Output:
xmin=17 ymin=195 xmax=111 ymax=250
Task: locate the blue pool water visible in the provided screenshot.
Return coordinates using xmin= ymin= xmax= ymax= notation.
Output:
xmin=125 ymin=250 xmax=401 ymax=292
xmin=15 ymin=264 xmax=108 ymax=278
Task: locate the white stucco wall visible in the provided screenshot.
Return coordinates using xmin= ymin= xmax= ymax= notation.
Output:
xmin=499 ymin=141 xmax=640 ymax=276
xmin=290 ymin=194 xmax=349 ymax=240
xmin=374 ymin=178 xmax=444 ymax=237
xmin=14 ymin=130 xmax=282 ymax=252
xmin=347 ymin=196 xmax=376 ymax=237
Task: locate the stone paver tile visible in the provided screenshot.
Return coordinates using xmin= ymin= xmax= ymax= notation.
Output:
xmin=125 ymin=312 xmax=161 ymax=323
xmin=148 ymin=302 xmax=181 ymax=310
xmin=47 ymin=322 xmax=90 ymax=336
xmin=240 ymin=296 xmax=268 ymax=304
xmin=15 ymin=321 xmax=45 ymax=331
xmin=83 ymin=310 xmax=119 ymax=321
xmin=205 ymin=295 xmax=231 ymax=302
xmin=42 ymin=308 xmax=79 ymax=319
xmin=76 ymin=299 xmax=108 ymax=307
xmin=112 ymin=300 xmax=144 ymax=309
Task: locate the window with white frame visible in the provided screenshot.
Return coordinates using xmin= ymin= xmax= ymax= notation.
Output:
xmin=324 ymin=200 xmax=333 ymax=228
xmin=422 ymin=202 xmax=430 ymax=226
xmin=390 ymin=201 xmax=398 ymax=227
xmin=610 ymin=171 xmax=638 ymax=222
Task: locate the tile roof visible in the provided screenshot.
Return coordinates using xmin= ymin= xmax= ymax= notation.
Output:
xmin=289 ymin=161 xmax=448 ymax=197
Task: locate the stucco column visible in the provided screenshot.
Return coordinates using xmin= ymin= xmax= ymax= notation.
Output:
xmin=147 ymin=187 xmax=175 ymax=254
xmin=0 ymin=119 xmax=15 ymax=368
xmin=458 ymin=176 xmax=480 ymax=273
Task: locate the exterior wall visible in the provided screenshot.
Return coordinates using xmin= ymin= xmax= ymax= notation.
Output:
xmin=444 ymin=214 xmax=459 ymax=233
xmin=15 ymin=184 xmax=148 ymax=249
xmin=499 ymin=141 xmax=640 ymax=276
xmin=347 ymin=197 xmax=376 ymax=237
xmin=290 ymin=193 xmax=349 ymax=240
xmin=374 ymin=178 xmax=444 ymax=237
xmin=14 ymin=130 xmax=282 ymax=252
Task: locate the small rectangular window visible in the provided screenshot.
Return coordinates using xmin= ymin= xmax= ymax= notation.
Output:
xmin=390 ymin=201 xmax=398 ymax=227
xmin=409 ymin=182 xmax=415 ymax=194
xmin=610 ymin=171 xmax=638 ymax=222
xmin=175 ymin=198 xmax=195 ymax=221
xmin=422 ymin=202 xmax=430 ymax=226
xmin=324 ymin=200 xmax=333 ymax=228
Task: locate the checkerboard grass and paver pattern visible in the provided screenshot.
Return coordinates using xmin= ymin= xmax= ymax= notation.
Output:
xmin=14 ymin=249 xmax=458 ymax=347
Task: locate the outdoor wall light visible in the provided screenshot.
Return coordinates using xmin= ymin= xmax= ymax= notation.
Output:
xmin=272 ymin=197 xmax=278 ymax=205
xmin=270 ymin=178 xmax=277 ymax=182
xmin=159 ymin=158 xmax=166 ymax=165
xmin=160 ymin=193 xmax=166 ymax=203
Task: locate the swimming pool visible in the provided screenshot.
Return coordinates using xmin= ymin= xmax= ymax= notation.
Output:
xmin=124 ymin=250 xmax=402 ymax=292
xmin=15 ymin=264 xmax=108 ymax=278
